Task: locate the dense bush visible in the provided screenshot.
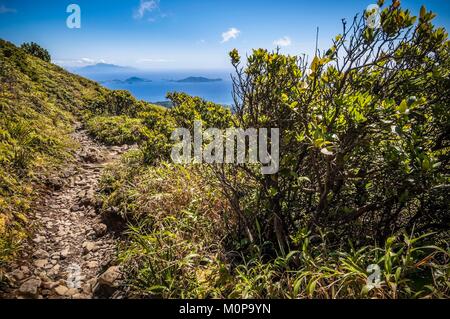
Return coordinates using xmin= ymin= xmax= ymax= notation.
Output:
xmin=218 ymin=1 xmax=450 ymax=252
xmin=83 ymin=90 xmax=173 ymax=153
xmin=139 ymin=92 xmax=232 ymax=164
xmin=86 ymin=116 xmax=148 ymax=145
xmin=20 ymin=42 xmax=51 ymax=63
xmin=167 ymin=92 xmax=232 ymax=130
xmin=85 ymin=90 xmax=160 ymax=118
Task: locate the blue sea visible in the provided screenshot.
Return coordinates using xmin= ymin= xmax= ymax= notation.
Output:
xmin=77 ymin=70 xmax=234 ymax=106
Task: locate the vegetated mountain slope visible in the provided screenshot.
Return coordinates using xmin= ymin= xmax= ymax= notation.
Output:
xmin=0 ymin=39 xmax=111 ymax=272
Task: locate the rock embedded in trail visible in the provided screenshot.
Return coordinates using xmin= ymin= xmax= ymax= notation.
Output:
xmin=9 ymin=269 xmax=25 ymax=281
xmin=70 ymin=204 xmax=82 ymax=212
xmin=80 ymin=147 xmax=105 ymax=164
xmin=94 ymin=266 xmax=123 ymax=297
xmin=33 ymin=249 xmax=50 ymax=259
xmin=54 ymin=285 xmax=69 ymax=296
xmin=80 ymin=192 xmax=95 ymax=207
xmin=98 ymin=266 xmax=122 ymax=287
xmin=86 ymin=261 xmax=99 ymax=269
xmin=33 ymin=259 xmax=49 ymax=268
xmin=33 ymin=235 xmax=45 ymax=243
xmin=46 ymin=177 xmax=64 ymax=191
xmin=41 ymin=280 xmax=59 ymax=290
xmin=93 ymin=223 xmax=107 ymax=237
xmin=66 ymin=288 xmax=79 ymax=297
xmin=19 ymin=277 xmax=42 ymax=297
xmin=21 ymin=266 xmax=30 ymax=274
xmin=60 ymin=248 xmax=70 ymax=259
xmin=87 ymin=209 xmax=97 ymax=218
xmin=82 ymin=241 xmax=97 ymax=254
xmin=51 ymin=252 xmax=60 ymax=260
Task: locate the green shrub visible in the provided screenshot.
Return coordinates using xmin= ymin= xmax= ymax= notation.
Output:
xmin=220 ymin=2 xmax=450 ymax=251
xmin=86 ymin=116 xmax=147 ymax=145
xmin=85 ymin=90 xmax=160 ymax=118
xmin=168 ymin=92 xmax=232 ymax=130
xmin=138 ymin=92 xmax=232 ymax=165
xmin=140 ymin=107 xmax=177 ymax=164
xmin=20 ymin=42 xmax=51 ymax=63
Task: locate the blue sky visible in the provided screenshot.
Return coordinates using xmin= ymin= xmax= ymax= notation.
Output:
xmin=0 ymin=0 xmax=449 ymax=70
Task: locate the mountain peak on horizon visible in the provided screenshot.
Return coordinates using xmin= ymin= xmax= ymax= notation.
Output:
xmin=76 ymin=63 xmax=135 ymax=73
xmin=92 ymin=62 xmax=122 ymax=67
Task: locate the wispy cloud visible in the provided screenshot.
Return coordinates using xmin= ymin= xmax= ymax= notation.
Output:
xmin=0 ymin=5 xmax=16 ymax=14
xmin=133 ymin=0 xmax=159 ymax=19
xmin=221 ymin=28 xmax=240 ymax=43
xmin=54 ymin=58 xmax=107 ymax=67
xmin=273 ymin=36 xmax=292 ymax=47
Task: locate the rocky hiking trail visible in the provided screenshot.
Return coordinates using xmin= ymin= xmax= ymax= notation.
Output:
xmin=1 ymin=124 xmax=129 ymax=299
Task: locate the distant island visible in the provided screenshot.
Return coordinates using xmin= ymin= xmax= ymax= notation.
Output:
xmin=171 ymin=76 xmax=223 ymax=83
xmin=100 ymin=77 xmax=152 ymax=84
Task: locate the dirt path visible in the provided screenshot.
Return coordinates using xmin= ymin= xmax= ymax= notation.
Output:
xmin=1 ymin=124 xmax=129 ymax=299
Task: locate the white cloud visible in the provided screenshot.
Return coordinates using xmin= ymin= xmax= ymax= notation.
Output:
xmin=80 ymin=58 xmax=95 ymax=64
xmin=133 ymin=0 xmax=159 ymax=19
xmin=273 ymin=36 xmax=292 ymax=47
xmin=0 ymin=5 xmax=16 ymax=13
xmin=221 ymin=28 xmax=240 ymax=43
